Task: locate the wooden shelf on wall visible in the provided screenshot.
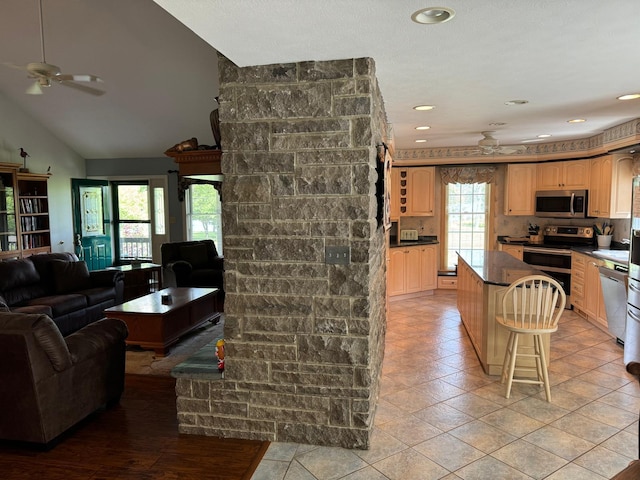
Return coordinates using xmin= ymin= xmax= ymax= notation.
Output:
xmin=165 ymin=149 xmax=222 ymax=176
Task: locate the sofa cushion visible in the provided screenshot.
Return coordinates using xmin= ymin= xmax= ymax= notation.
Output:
xmin=0 ymin=258 xmax=40 ymax=292
xmin=31 ymin=315 xmax=73 ymax=372
xmin=50 ymin=260 xmax=91 ymax=294
xmin=78 ymin=287 xmax=115 ymax=306
xmin=179 ymin=243 xmax=209 ymax=268
xmin=11 ymin=305 xmax=53 ymax=317
xmin=23 ymin=294 xmax=88 ymax=317
xmin=29 ymin=252 xmax=79 ymax=288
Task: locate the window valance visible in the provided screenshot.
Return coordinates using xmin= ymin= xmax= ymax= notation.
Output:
xmin=440 ymin=166 xmax=496 ymax=184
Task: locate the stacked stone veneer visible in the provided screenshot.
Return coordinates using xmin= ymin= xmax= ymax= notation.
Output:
xmin=174 ymin=56 xmax=388 ymax=449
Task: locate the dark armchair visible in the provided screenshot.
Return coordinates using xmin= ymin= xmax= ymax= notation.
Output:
xmin=0 ymin=312 xmax=128 ymax=447
xmin=161 ymin=240 xmax=224 ymax=299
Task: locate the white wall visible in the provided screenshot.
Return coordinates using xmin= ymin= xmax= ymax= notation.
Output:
xmin=0 ymin=91 xmax=85 ymax=253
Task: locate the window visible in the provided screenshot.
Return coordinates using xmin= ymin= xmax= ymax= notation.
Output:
xmin=112 ymin=181 xmax=152 ymax=261
xmin=444 ymin=182 xmax=490 ymax=269
xmin=185 ymin=176 xmax=222 ymax=253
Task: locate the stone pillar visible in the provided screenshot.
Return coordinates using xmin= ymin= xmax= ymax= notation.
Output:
xmin=175 ymin=56 xmax=388 ymax=449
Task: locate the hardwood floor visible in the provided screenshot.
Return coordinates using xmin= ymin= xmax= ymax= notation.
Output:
xmin=0 ymin=374 xmax=269 ymax=480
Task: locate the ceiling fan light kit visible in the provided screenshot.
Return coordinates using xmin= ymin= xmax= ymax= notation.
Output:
xmin=476 ymin=131 xmax=526 ymax=155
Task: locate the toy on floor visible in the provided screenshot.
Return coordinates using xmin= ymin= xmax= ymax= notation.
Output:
xmin=215 ymin=338 xmax=225 ymax=374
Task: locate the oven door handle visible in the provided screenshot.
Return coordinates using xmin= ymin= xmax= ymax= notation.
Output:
xmin=523 ymin=246 xmax=572 ymax=255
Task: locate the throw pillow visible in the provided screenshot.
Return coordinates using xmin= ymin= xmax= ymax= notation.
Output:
xmin=50 ymin=260 xmax=91 ymax=294
xmin=180 ymin=243 xmax=209 ymax=269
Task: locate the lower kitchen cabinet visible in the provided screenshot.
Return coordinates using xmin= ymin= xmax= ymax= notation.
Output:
xmin=571 ymin=251 xmax=607 ymax=331
xmin=388 ymin=244 xmax=437 ymax=296
xmin=498 ymin=243 xmax=523 ymax=261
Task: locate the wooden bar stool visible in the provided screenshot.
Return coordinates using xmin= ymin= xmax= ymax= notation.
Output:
xmin=496 ymin=275 xmax=566 ymax=402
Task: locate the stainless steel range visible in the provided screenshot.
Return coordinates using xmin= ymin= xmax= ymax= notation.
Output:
xmin=521 ymin=225 xmax=595 ymax=308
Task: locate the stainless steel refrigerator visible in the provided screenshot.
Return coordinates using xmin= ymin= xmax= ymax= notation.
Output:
xmin=626 ymin=177 xmax=640 ymax=345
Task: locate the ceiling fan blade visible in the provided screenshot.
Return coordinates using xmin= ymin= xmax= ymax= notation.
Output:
xmin=57 ymin=80 xmax=105 ymax=96
xmin=57 ymin=73 xmax=103 ymax=83
xmin=2 ymin=62 xmax=29 ymax=71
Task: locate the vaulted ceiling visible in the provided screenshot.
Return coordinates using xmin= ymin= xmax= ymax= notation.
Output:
xmin=1 ymin=0 xmax=639 ymax=159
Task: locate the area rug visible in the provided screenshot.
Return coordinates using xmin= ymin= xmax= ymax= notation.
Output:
xmin=125 ymin=315 xmax=224 ymax=376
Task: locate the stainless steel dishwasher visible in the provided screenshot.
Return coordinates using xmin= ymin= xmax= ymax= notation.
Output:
xmin=599 ymin=263 xmax=629 ymax=344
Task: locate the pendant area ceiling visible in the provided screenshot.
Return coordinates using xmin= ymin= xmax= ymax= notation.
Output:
xmin=1 ymin=0 xmax=639 ymax=159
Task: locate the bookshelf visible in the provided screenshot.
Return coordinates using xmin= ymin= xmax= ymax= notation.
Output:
xmin=0 ymin=169 xmax=18 ymax=260
xmin=17 ymin=173 xmax=51 ymax=256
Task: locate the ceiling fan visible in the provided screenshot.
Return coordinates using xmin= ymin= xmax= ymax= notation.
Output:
xmin=2 ymin=0 xmax=104 ymax=96
xmin=475 ymin=131 xmax=526 ymax=155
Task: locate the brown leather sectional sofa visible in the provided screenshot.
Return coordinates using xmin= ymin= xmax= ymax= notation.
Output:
xmin=0 ymin=252 xmax=124 ymax=336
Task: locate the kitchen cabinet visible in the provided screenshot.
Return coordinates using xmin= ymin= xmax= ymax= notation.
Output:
xmin=498 ymin=243 xmax=523 ymax=261
xmin=588 ymin=154 xmax=634 ymax=218
xmin=388 ymin=244 xmax=437 ymax=296
xmin=457 ymin=252 xmax=550 ymax=375
xmin=504 ymin=163 xmax=536 ymax=215
xmin=392 ymin=167 xmax=435 ymax=217
xmin=390 ymin=167 xmax=400 ymax=220
xmin=571 ymin=252 xmax=586 ymax=311
xmin=536 ymin=160 xmax=590 ymax=190
xmin=571 ymin=251 xmax=607 ymax=331
xmin=457 ymin=259 xmax=485 ymax=359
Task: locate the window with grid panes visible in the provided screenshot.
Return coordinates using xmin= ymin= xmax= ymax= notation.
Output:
xmin=445 ymin=182 xmax=490 ymax=269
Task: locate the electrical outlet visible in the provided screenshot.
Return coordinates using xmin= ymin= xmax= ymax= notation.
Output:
xmin=325 ymin=246 xmax=350 ymax=265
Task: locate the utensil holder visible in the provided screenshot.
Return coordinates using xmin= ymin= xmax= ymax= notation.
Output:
xmin=597 ymin=235 xmax=612 ymax=249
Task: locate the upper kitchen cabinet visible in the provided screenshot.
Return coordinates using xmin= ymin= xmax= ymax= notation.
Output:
xmin=504 ymin=163 xmax=536 ymax=215
xmin=536 ymin=160 xmax=590 ymax=190
xmin=392 ymin=166 xmax=435 ymax=217
xmin=589 ymin=154 xmax=634 ymax=218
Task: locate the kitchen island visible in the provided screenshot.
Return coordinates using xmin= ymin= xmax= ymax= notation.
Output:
xmin=457 ymin=251 xmax=549 ymax=376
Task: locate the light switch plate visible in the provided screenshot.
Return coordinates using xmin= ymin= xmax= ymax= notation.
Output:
xmin=325 ymin=246 xmax=350 ymax=265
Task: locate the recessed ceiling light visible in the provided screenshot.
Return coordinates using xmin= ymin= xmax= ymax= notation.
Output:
xmin=568 ymin=118 xmax=586 ymax=123
xmin=415 ymin=139 xmax=428 ymax=143
xmin=413 ymin=105 xmax=435 ymax=111
xmin=411 ymin=7 xmax=455 ymax=24
xmin=617 ymin=93 xmax=640 ymax=100
xmin=504 ymin=100 xmax=529 ymax=106
xmin=489 ymin=122 xmax=506 ymax=126
xmin=537 ymin=134 xmax=552 ymax=138
xmin=415 ymin=125 xmax=431 ymax=130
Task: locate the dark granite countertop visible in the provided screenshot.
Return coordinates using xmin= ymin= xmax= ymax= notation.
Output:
xmin=458 ymin=251 xmax=545 ymax=287
xmin=389 ymin=235 xmax=439 ymax=248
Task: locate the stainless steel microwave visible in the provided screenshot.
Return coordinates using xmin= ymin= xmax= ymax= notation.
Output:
xmin=534 ymin=189 xmax=588 ymax=218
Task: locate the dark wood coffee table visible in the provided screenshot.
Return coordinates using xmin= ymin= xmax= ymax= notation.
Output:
xmin=104 ymin=287 xmax=220 ymax=356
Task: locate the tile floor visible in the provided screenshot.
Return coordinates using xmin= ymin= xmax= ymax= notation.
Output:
xmin=251 ymin=290 xmax=640 ymax=480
